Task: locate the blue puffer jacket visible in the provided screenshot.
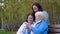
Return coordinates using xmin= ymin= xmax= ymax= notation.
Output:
xmin=29 ymin=20 xmax=48 ymax=34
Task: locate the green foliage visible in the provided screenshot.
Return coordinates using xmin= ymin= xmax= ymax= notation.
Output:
xmin=0 ymin=0 xmax=35 ymax=31
xmin=39 ymin=0 xmax=60 ymax=24
xmin=2 ymin=0 xmax=35 ymax=23
xmin=0 ymin=29 xmax=15 ymax=34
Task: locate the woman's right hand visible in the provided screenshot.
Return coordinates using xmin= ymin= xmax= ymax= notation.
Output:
xmin=26 ymin=23 xmax=31 ymax=31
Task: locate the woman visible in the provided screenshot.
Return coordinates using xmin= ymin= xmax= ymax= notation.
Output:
xmin=26 ymin=12 xmax=48 ymax=34
xmin=32 ymin=2 xmax=48 ymax=22
xmin=16 ymin=13 xmax=34 ymax=34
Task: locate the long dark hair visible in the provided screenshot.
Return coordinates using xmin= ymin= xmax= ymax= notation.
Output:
xmin=26 ymin=13 xmax=34 ymax=22
xmin=32 ymin=2 xmax=43 ymax=20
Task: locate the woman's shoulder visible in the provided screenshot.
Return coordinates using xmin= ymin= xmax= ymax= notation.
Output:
xmin=20 ymin=22 xmax=27 ymax=26
xmin=23 ymin=21 xmax=27 ymax=24
xmin=42 ymin=10 xmax=49 ymax=18
xmin=21 ymin=22 xmax=27 ymax=26
xmin=18 ymin=22 xmax=27 ymax=30
xmin=42 ymin=10 xmax=48 ymax=13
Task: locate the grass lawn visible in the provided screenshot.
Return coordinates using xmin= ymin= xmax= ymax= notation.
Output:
xmin=0 ymin=29 xmax=16 ymax=34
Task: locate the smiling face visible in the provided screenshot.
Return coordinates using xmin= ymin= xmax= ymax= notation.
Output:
xmin=27 ymin=15 xmax=34 ymax=24
xmin=35 ymin=15 xmax=42 ymax=22
xmin=33 ymin=5 xmax=39 ymax=12
xmin=35 ymin=12 xmax=44 ymax=22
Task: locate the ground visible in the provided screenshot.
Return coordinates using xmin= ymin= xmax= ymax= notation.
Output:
xmin=0 ymin=29 xmax=16 ymax=34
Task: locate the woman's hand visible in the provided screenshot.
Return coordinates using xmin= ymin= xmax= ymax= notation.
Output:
xmin=26 ymin=23 xmax=31 ymax=31
xmin=26 ymin=23 xmax=30 ymax=29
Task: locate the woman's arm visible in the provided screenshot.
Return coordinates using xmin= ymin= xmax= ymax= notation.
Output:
xmin=30 ymin=21 xmax=48 ymax=34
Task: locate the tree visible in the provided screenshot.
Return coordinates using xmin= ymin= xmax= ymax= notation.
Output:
xmin=1 ymin=0 xmax=35 ymax=31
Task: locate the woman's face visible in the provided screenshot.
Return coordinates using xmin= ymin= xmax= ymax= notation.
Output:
xmin=27 ymin=15 xmax=33 ymax=24
xmin=35 ymin=15 xmax=42 ymax=22
xmin=33 ymin=5 xmax=38 ymax=12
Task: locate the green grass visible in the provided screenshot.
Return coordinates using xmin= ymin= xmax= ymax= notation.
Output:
xmin=0 ymin=29 xmax=16 ymax=34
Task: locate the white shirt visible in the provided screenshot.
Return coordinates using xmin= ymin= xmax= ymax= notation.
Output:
xmin=16 ymin=22 xmax=27 ymax=34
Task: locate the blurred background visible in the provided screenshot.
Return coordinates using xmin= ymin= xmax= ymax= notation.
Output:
xmin=0 ymin=0 xmax=60 ymax=34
